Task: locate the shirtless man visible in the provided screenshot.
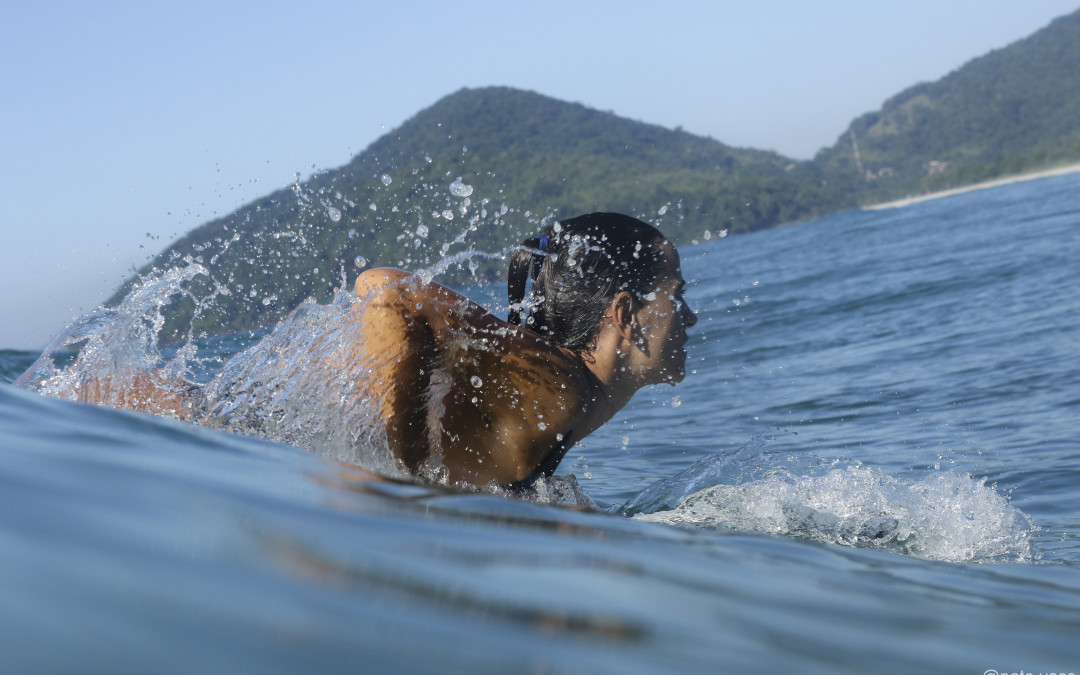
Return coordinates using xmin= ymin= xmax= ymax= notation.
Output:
xmin=352 ymin=212 xmax=696 ymax=488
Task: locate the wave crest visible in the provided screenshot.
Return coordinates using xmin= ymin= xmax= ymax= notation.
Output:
xmin=635 ymin=463 xmax=1034 ymax=563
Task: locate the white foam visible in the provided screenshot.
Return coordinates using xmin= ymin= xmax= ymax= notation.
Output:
xmin=636 ymin=464 xmax=1034 ymax=563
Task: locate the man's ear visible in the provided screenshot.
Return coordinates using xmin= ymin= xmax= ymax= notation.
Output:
xmin=611 ymin=291 xmax=635 ymax=341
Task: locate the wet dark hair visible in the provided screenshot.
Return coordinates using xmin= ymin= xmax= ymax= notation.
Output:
xmin=507 ymin=212 xmax=669 ymax=351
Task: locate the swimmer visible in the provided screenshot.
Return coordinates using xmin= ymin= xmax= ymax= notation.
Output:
xmin=45 ymin=212 xmax=696 ymax=490
xmin=352 ymin=212 xmax=697 ymax=488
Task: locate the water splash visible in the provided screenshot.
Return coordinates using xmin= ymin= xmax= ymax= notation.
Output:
xmin=621 ymin=437 xmax=770 ymax=515
xmin=633 ymin=459 xmax=1034 ymax=563
xmin=197 ymin=291 xmax=406 ymax=477
xmin=15 ymin=263 xmax=213 ymax=410
xmin=11 ymin=158 xmax=554 ymax=487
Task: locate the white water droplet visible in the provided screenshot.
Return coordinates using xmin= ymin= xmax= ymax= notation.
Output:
xmin=381 ymin=174 xmax=392 ymax=186
xmin=416 ymin=225 xmax=429 ymax=238
xmin=449 ymin=177 xmax=474 ymax=198
xmin=441 ymin=209 xmax=454 ymax=220
xmin=470 ymin=376 xmax=483 ymax=388
xmin=657 ymin=204 xmax=669 ymax=216
xmin=354 ymin=256 xmax=367 ymax=268
xmin=671 ymin=396 xmax=682 ymax=408
xmin=368 ymin=203 xmax=377 ymax=212
xmin=327 ymin=206 xmax=342 ymax=222
xmin=538 ymin=422 xmax=547 ymax=431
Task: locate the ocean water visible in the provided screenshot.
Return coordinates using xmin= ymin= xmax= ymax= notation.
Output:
xmin=2 ymin=172 xmax=1079 ymax=673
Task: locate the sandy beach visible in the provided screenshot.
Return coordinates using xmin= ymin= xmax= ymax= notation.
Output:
xmin=863 ymin=162 xmax=1080 ymax=210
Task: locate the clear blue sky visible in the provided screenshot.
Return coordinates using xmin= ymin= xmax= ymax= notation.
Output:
xmin=2 ymin=1 xmax=1076 ymax=348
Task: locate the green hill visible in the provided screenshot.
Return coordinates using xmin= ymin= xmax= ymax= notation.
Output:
xmin=816 ymin=8 xmax=1080 ymax=203
xmin=121 ymin=87 xmax=845 ymax=338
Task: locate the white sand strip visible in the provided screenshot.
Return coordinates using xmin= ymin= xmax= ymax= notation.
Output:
xmin=862 ymin=162 xmax=1080 ymax=211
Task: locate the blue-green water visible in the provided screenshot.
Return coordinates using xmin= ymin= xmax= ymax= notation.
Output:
xmin=2 ymin=173 xmax=1079 ymax=673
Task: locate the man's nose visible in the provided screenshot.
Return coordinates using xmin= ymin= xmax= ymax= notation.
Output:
xmin=684 ymin=304 xmax=698 ymax=328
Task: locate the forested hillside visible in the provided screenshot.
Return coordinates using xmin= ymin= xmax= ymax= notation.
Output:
xmin=816 ymin=9 xmax=1080 ymax=202
xmin=120 ymin=87 xmax=846 ymax=338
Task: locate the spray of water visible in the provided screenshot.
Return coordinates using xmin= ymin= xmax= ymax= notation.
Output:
xmin=12 ymin=169 xmax=584 ymax=488
xmin=15 ymin=263 xmax=213 ymax=409
xmin=632 ymin=453 xmax=1035 ymax=563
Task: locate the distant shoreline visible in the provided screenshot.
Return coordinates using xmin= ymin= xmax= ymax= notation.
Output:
xmin=862 ymin=162 xmax=1080 ymax=211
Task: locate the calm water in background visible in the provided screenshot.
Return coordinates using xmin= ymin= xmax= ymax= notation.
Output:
xmin=2 ymin=172 xmax=1079 ymax=673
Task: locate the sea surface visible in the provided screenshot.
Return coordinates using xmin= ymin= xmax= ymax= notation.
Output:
xmin=2 ymin=173 xmax=1079 ymax=673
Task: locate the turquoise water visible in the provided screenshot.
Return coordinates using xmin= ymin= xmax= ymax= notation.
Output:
xmin=2 ymin=173 xmax=1079 ymax=672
